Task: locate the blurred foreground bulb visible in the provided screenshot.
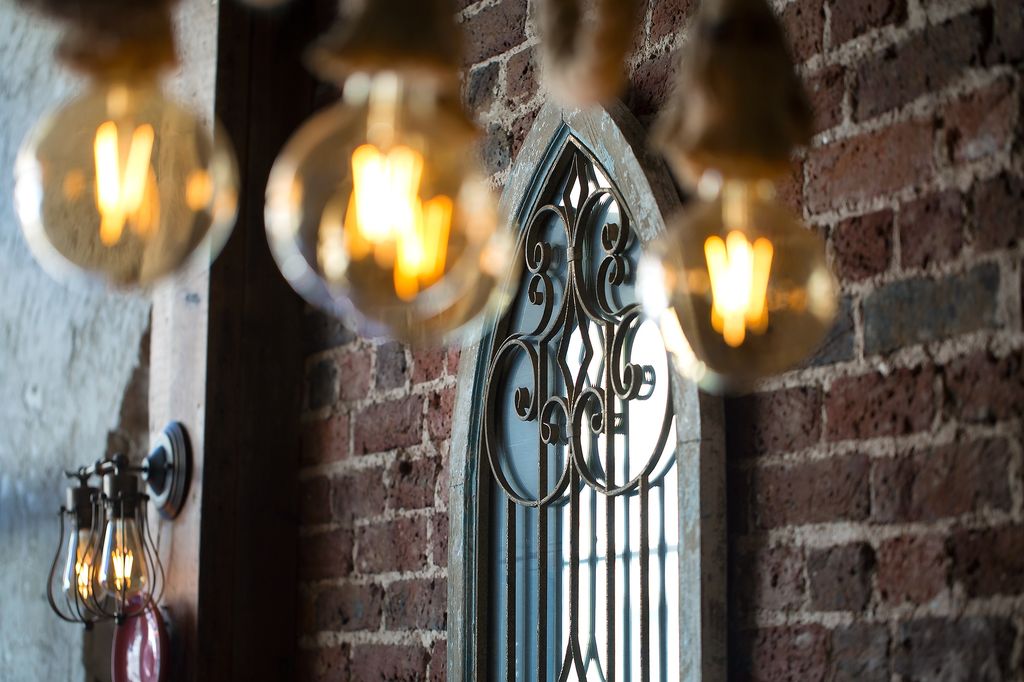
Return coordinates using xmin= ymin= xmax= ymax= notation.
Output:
xmin=266 ymin=0 xmax=516 ymax=345
xmin=640 ymin=174 xmax=836 ymax=392
xmin=61 ymin=526 xmax=94 ymax=602
xmin=15 ymin=79 xmax=238 ymax=286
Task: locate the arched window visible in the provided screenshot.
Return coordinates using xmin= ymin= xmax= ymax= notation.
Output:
xmin=448 ymin=103 xmax=726 ymax=682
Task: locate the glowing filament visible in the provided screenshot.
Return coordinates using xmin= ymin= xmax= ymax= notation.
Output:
xmin=704 ymin=231 xmax=774 ymax=347
xmin=74 ymin=556 xmax=92 ymax=600
xmin=110 ymin=548 xmax=135 ymax=592
xmin=341 ymin=143 xmax=453 ymax=300
xmin=93 ymin=121 xmax=156 ymax=245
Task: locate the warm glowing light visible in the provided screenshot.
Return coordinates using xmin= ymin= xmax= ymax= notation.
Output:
xmin=75 ymin=556 xmax=93 ymax=601
xmin=93 ymin=121 xmax=156 ymax=246
xmin=110 ymin=547 xmax=135 ymax=592
xmin=704 ymin=231 xmax=774 ymax=347
xmin=334 ymin=143 xmax=455 ymax=301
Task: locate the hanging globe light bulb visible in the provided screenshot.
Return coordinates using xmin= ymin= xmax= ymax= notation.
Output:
xmin=640 ymin=0 xmax=837 ymax=392
xmin=265 ymin=0 xmax=517 ymax=345
xmin=640 ymin=173 xmax=836 ymax=392
xmin=13 ymin=2 xmax=238 ymax=287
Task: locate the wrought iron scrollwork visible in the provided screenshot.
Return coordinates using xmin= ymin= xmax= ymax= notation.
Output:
xmin=479 ymin=137 xmax=676 ymax=681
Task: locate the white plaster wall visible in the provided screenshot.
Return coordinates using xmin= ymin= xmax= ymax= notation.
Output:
xmin=0 ymin=1 xmax=218 ymax=679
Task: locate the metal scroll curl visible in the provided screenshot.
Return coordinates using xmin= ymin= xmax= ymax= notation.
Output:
xmin=482 ymin=141 xmax=674 ymax=508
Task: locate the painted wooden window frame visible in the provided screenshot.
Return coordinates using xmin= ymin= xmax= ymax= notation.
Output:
xmin=447 ymin=101 xmax=727 ymax=682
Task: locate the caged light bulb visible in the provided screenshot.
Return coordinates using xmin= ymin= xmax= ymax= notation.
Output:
xmin=61 ymin=527 xmax=95 ymax=603
xmin=266 ymin=71 xmax=517 ymax=346
xmin=14 ymin=77 xmax=239 ymax=287
xmin=639 ymin=173 xmax=837 ymax=392
xmin=96 ymin=515 xmax=150 ymax=602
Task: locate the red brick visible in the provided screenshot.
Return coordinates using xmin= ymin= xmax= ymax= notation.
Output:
xmin=893 ymin=617 xmax=1016 ymax=680
xmin=831 ymin=209 xmax=893 ymax=282
xmin=805 ymin=64 xmax=846 ymax=133
xmin=299 ymin=528 xmax=354 ymax=581
xmin=411 ymin=347 xmax=446 ymax=384
xmin=724 ymin=386 xmax=823 ymax=458
xmin=941 ymin=77 xmax=1017 ymax=164
xmin=301 ymin=411 xmax=350 ymax=464
xmin=773 ymin=159 xmax=804 ymax=214
xmin=828 ymin=0 xmax=906 ymax=45
xmin=825 ymin=366 xmax=935 ymax=440
xmin=350 ymin=644 xmax=429 ymax=682
xmin=483 ymin=123 xmax=513 ymax=176
xmin=876 ymin=534 xmax=949 ymax=604
xmin=305 ymin=358 xmax=338 ymax=411
xmin=973 ymin=172 xmax=1024 ymax=252
xmin=463 ymin=61 xmax=499 ymax=114
xmin=461 ymin=0 xmax=528 ymax=64
xmin=805 ymin=295 xmax=856 ymax=366
xmin=446 ymin=347 xmax=461 ymax=375
xmin=625 ymin=47 xmax=680 ymax=120
xmin=297 ymin=644 xmax=349 ymax=682
xmin=303 ymin=310 xmax=355 ymax=355
xmin=510 ymin=107 xmax=540 ymax=161
xmin=315 ymin=583 xmax=383 ymax=632
xmin=806 ymin=118 xmax=933 ymax=213
xmin=831 ymin=624 xmax=889 ymax=682
xmin=852 ymin=12 xmax=987 ymax=121
xmin=427 ymin=386 xmax=456 ymax=444
xmin=649 ymin=0 xmax=698 ymax=42
xmin=735 ymin=625 xmax=830 ymax=681
xmin=385 ymin=577 xmax=447 ymax=630
xmin=899 ymin=190 xmax=963 ymax=269
xmin=950 ymin=525 xmax=1024 ymax=598
xmin=356 ymin=517 xmax=429 ymax=574
xmin=944 ymin=349 xmax=1024 ymax=423
xmin=807 ymin=543 xmax=875 ymax=611
xmin=862 ymin=265 xmax=1000 ymax=355
xmin=780 ymin=0 xmax=825 ymax=63
xmin=335 ymin=345 xmax=373 ymax=401
xmin=752 ymin=454 xmax=870 ymax=528
xmin=331 ymin=467 xmax=387 ymax=524
xmin=505 ymin=45 xmax=539 ymax=105
xmin=354 ymin=395 xmax=423 ymax=454
xmin=432 ymin=510 xmax=450 ymax=567
xmin=429 ymin=638 xmax=446 ymax=682
xmin=375 ymin=341 xmax=408 ymax=390
xmin=388 ymin=456 xmax=440 ymax=511
xmin=871 ymin=439 xmax=1012 ymax=523
xmin=299 ymin=475 xmax=332 ymax=525
xmin=733 ymin=544 xmax=806 ymax=611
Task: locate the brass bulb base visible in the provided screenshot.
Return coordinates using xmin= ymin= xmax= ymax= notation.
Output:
xmin=307 ymin=0 xmax=462 ymax=87
xmin=653 ymin=0 xmax=813 ymax=184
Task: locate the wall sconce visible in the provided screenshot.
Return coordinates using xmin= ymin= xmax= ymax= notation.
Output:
xmin=47 ymin=422 xmax=191 ymax=626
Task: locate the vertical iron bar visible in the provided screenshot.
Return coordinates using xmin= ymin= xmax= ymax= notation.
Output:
xmin=506 ymin=499 xmax=516 ymax=682
xmin=640 ymin=474 xmax=650 ymax=682
xmin=604 ymin=321 xmax=616 ymax=682
xmin=538 ymin=343 xmax=549 ymax=681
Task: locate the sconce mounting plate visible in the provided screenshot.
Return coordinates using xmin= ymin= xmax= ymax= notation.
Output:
xmin=145 ymin=421 xmax=191 ymax=520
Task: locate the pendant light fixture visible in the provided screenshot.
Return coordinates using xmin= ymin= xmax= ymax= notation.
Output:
xmin=638 ymin=0 xmax=837 ymax=393
xmin=265 ymin=0 xmax=518 ymax=346
xmin=13 ymin=0 xmax=239 ymax=287
xmin=538 ymin=0 xmax=640 ymax=105
xmin=47 ymin=423 xmax=190 ymax=626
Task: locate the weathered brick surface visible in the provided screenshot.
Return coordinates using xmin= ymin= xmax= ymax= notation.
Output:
xmin=296 ymin=0 xmax=1024 ymax=678
xmin=807 ymin=543 xmax=875 ymax=611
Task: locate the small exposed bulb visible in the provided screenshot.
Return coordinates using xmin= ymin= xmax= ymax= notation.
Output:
xmin=96 ymin=516 xmax=149 ymax=602
xmin=14 ymin=79 xmax=239 ymax=287
xmin=266 ymin=72 xmax=517 ymax=345
xmin=639 ymin=175 xmax=837 ymax=392
xmin=61 ymin=528 xmax=94 ymax=602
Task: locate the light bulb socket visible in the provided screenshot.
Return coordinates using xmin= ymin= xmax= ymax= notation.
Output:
xmin=652 ymin=0 xmax=812 ymax=184
xmin=102 ymin=467 xmax=141 ymax=518
xmin=65 ymin=484 xmax=98 ymax=530
xmin=306 ymin=0 xmax=462 ymax=87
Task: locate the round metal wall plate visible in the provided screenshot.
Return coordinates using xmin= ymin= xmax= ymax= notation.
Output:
xmin=148 ymin=422 xmax=191 ymax=520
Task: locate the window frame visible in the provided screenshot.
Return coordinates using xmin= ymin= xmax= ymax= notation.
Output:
xmin=447 ymin=102 xmax=727 ymax=682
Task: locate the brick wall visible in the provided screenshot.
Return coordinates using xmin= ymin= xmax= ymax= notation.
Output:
xmin=295 ymin=0 xmax=1024 ymax=679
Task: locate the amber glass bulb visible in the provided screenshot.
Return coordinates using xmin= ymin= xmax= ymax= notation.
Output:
xmin=266 ymin=72 xmax=516 ymax=345
xmin=14 ymin=78 xmax=239 ymax=287
xmin=95 ymin=515 xmax=149 ymax=602
xmin=639 ymin=173 xmax=837 ymax=392
xmin=60 ymin=528 xmax=94 ymax=603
